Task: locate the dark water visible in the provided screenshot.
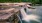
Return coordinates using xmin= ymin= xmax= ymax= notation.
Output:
xmin=19 ymin=6 xmax=42 ymax=23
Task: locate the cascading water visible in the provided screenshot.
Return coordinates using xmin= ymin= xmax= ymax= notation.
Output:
xmin=16 ymin=13 xmax=22 ymax=23
xmin=19 ymin=7 xmax=41 ymax=23
xmin=16 ymin=5 xmax=42 ymax=23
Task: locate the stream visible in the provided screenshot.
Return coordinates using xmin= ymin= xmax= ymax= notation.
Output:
xmin=18 ymin=6 xmax=42 ymax=23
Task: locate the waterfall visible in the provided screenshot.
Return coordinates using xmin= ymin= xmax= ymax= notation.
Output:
xmin=20 ymin=8 xmax=27 ymax=17
xmin=20 ymin=8 xmax=40 ymax=23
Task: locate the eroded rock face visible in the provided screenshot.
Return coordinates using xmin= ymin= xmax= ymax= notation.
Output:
xmin=0 ymin=8 xmax=14 ymax=20
xmin=0 ymin=5 xmax=12 ymax=20
xmin=0 ymin=4 xmax=19 ymax=23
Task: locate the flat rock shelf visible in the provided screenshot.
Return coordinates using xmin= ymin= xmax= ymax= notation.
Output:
xmin=0 ymin=8 xmax=19 ymax=23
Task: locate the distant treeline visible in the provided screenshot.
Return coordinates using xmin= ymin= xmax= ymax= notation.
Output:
xmin=0 ymin=0 xmax=42 ymax=4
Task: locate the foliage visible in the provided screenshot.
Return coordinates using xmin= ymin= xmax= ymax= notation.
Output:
xmin=0 ymin=0 xmax=41 ymax=4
